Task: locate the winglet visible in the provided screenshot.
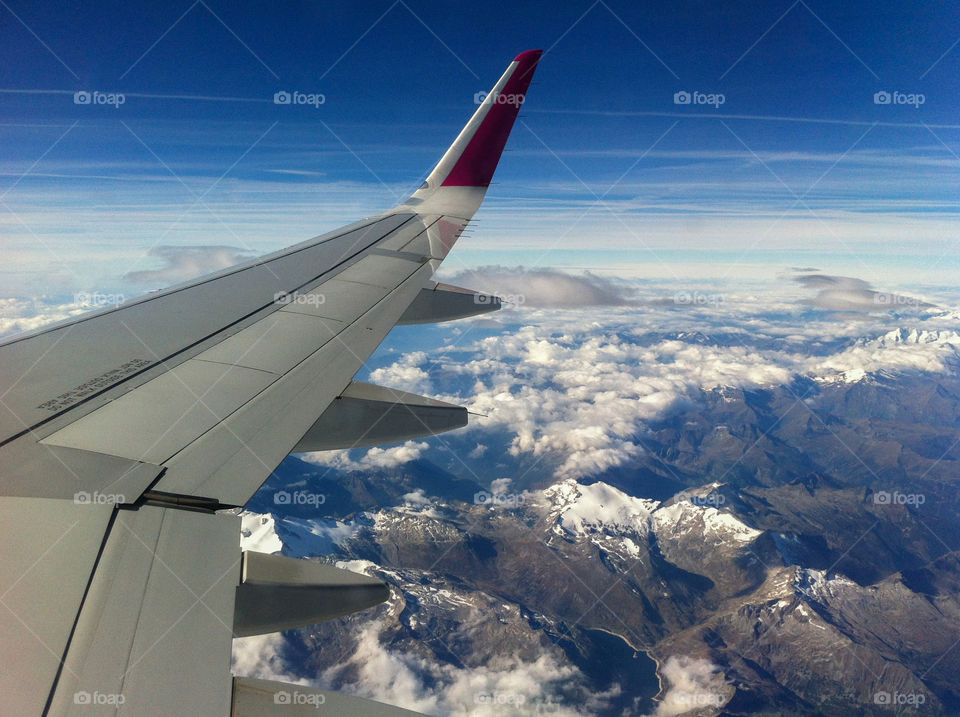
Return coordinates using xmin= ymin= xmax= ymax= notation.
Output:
xmin=400 ymin=50 xmax=542 ymax=215
xmin=440 ymin=49 xmax=542 ymax=187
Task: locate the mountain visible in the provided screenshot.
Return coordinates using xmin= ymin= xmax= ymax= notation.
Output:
xmin=233 ymin=346 xmax=960 ymax=715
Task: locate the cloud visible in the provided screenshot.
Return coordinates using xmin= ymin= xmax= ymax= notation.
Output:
xmin=300 ymin=440 xmax=429 ymax=472
xmin=322 ymin=619 xmax=616 ymax=716
xmin=0 ymin=297 xmax=88 ymax=338
xmin=232 ymin=633 xmax=308 ymax=685
xmin=358 ymin=283 xmax=960 ymax=482
xmin=444 ymin=267 xmax=634 ymax=308
xmin=431 ymin=324 xmax=794 ymax=479
xmin=124 ymin=245 xmax=257 ymax=286
xmin=793 ymin=273 xmax=932 ymax=313
xmin=402 ymin=488 xmax=432 ymax=506
xmin=369 ymin=351 xmax=431 ymax=394
xmin=650 ymin=655 xmax=729 ymax=716
xmin=805 ymin=327 xmax=960 ymax=381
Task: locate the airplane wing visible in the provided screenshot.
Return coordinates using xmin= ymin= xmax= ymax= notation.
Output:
xmin=0 ymin=49 xmax=542 ymax=716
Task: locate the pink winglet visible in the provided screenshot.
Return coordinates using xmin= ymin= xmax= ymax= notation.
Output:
xmin=441 ymin=49 xmax=543 ymax=187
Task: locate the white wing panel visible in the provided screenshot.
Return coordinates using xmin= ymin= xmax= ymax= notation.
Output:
xmin=334 ymin=253 xmax=426 ymax=289
xmin=41 ymin=360 xmax=276 ymax=465
xmin=0 ymin=498 xmax=113 ymax=716
xmin=49 ymin=507 xmax=239 ymax=717
xmin=278 ymin=278 xmax=387 ymax=322
xmin=193 ymin=311 xmax=344 ymax=374
xmin=154 ymin=261 xmax=433 ymax=504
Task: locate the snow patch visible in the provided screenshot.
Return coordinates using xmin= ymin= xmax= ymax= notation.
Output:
xmin=544 ymin=479 xmax=659 ymax=538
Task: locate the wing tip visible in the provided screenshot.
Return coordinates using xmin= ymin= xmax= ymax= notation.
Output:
xmin=513 ymin=49 xmax=543 ymax=63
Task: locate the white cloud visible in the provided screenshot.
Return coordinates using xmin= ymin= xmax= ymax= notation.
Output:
xmin=232 ymin=633 xmax=307 ymax=685
xmin=124 ymin=245 xmax=257 ymax=286
xmin=490 ymin=478 xmax=512 ymax=495
xmin=357 ymin=283 xmax=960 ymax=482
xmin=323 ymin=620 xmax=617 ymax=716
xmin=0 ymin=297 xmax=88 ymax=337
xmin=443 ymin=267 xmax=634 ymax=308
xmin=651 ymin=655 xmax=729 ymax=716
xmin=794 ymin=273 xmax=931 ymax=313
xmin=301 ymin=440 xmax=429 ymax=472
xmin=369 ymin=351 xmax=431 ymax=394
xmin=805 ymin=327 xmax=960 ymax=381
xmin=402 ymin=488 xmax=432 ymax=506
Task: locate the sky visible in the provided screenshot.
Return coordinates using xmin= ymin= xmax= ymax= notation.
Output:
xmin=1 ymin=0 xmax=959 ymax=304
xmin=3 ymin=6 xmax=959 ymax=713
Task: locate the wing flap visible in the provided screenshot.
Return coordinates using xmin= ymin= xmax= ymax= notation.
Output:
xmin=233 ymin=551 xmax=389 ymax=637
xmin=293 ymin=380 xmax=467 ymax=452
xmin=0 ymin=498 xmax=113 ymax=717
xmin=50 ymin=507 xmax=239 ymax=717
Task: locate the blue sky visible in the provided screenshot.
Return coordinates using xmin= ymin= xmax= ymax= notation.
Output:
xmin=1 ymin=0 xmax=959 ymax=299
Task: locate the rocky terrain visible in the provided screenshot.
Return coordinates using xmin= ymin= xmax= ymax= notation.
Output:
xmin=236 ymin=364 xmax=960 ymax=716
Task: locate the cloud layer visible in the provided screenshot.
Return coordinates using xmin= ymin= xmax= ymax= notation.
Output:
xmin=444 ymin=267 xmax=634 ymax=308
xmin=794 ymin=273 xmax=932 ymax=313
xmin=124 ymin=245 xmax=257 ymax=286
